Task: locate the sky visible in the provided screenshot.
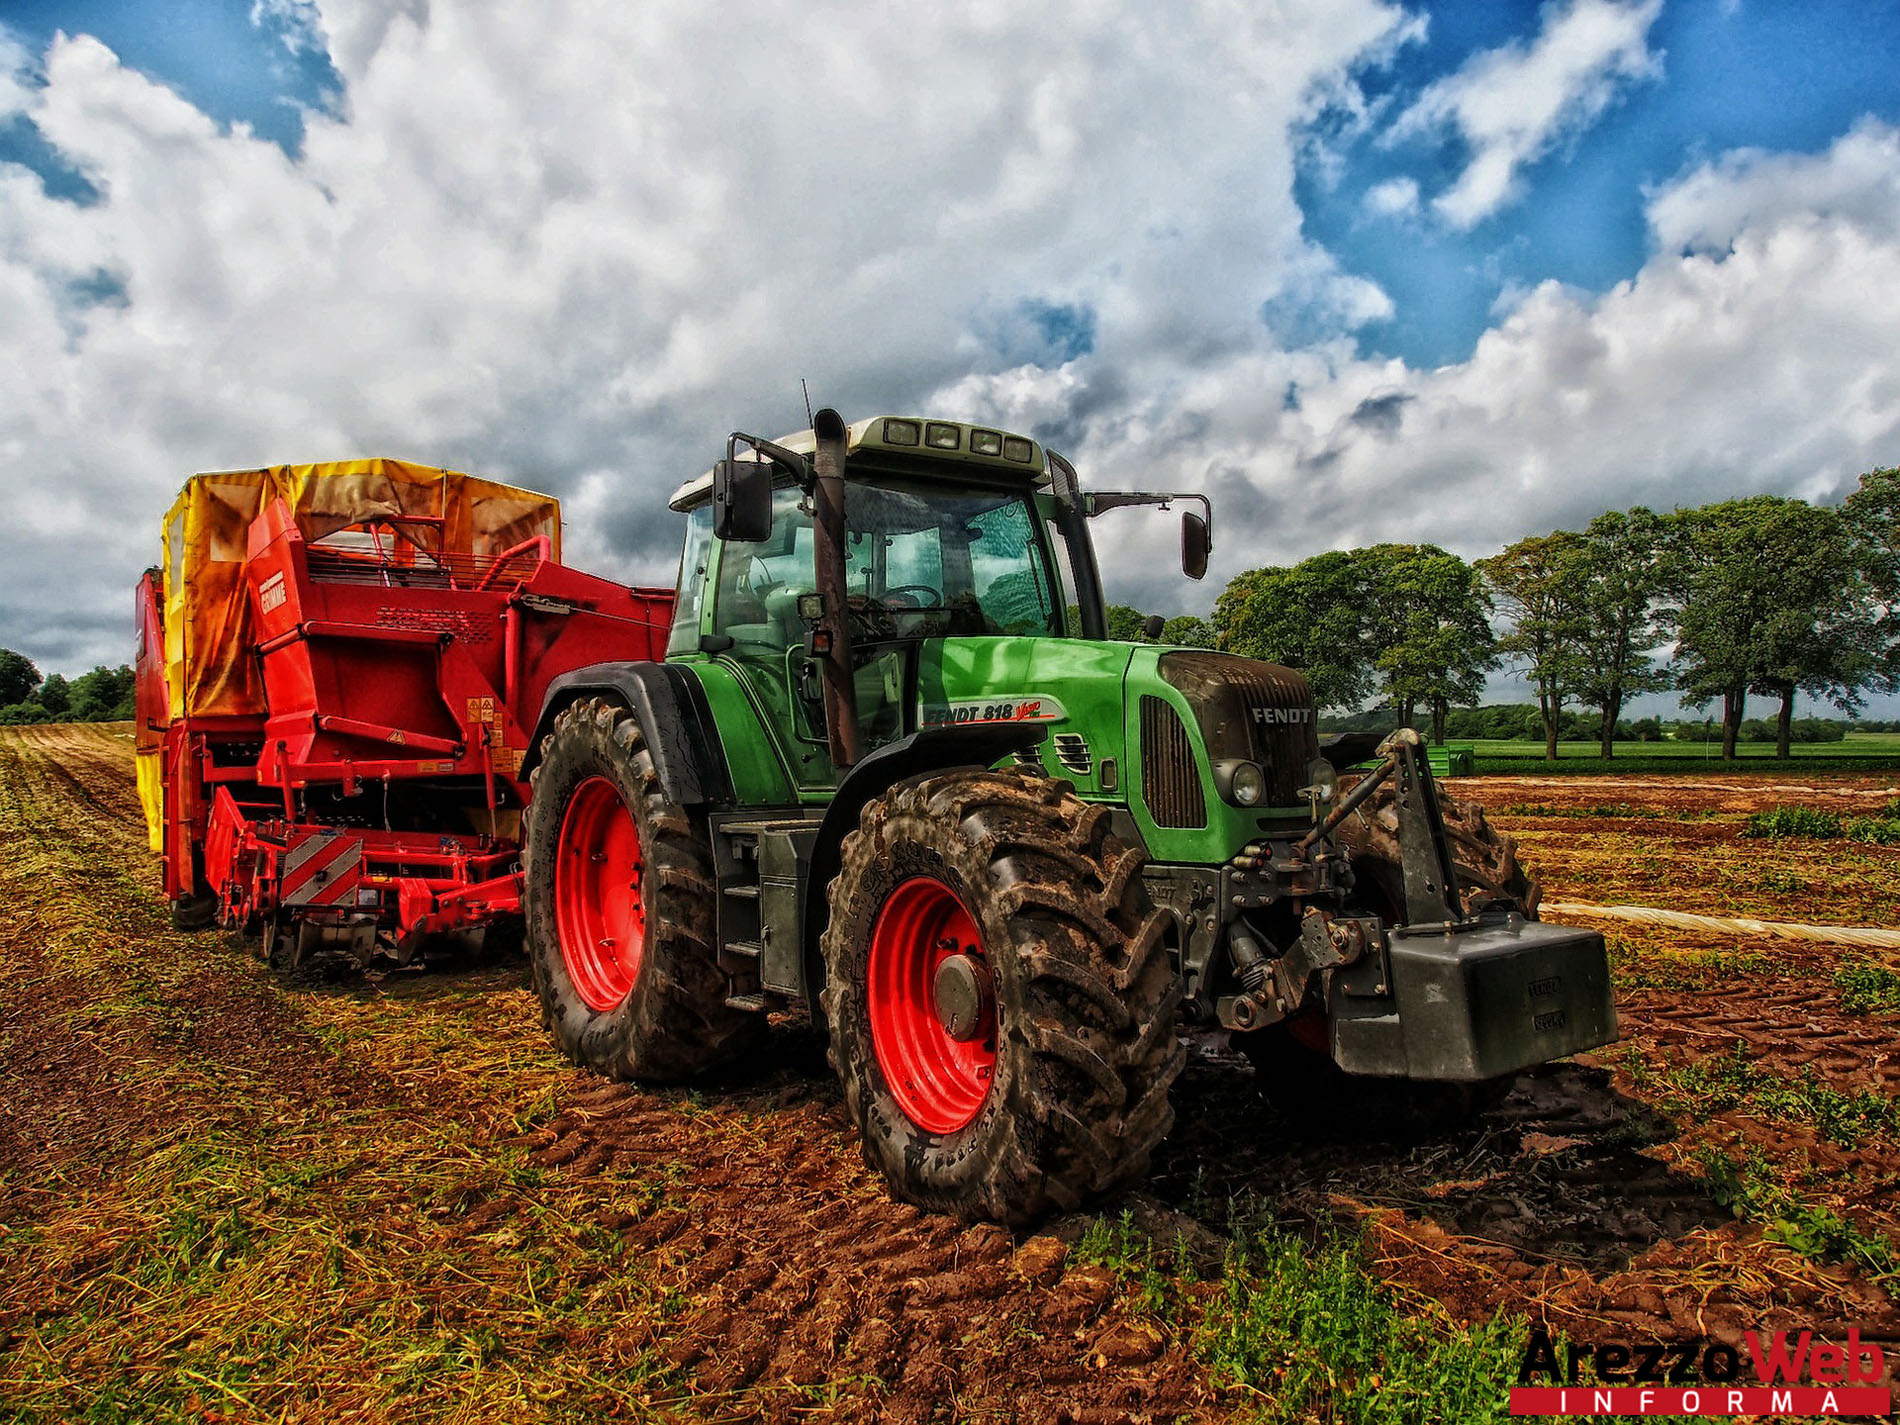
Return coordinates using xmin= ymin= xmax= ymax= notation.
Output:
xmin=2 ymin=0 xmax=1898 ymax=715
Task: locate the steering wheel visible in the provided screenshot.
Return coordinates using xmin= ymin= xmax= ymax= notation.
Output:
xmin=879 ymin=584 xmax=940 ymax=610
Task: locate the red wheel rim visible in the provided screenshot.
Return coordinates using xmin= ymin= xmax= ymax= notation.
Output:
xmin=868 ymin=876 xmax=996 ymax=1134
xmin=553 ymin=776 xmax=646 ymax=1012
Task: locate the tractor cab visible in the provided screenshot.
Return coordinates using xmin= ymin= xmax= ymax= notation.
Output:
xmin=663 ymin=412 xmax=1209 ymax=792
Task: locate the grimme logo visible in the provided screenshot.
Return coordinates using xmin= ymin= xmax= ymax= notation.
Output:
xmin=1508 ymin=1327 xmax=1890 ymax=1416
xmin=1250 ymin=706 xmax=1310 ymax=724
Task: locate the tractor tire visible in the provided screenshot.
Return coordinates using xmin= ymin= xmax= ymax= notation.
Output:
xmin=820 ymin=767 xmax=1183 ymax=1226
xmin=1236 ymin=778 xmax=1529 ymax=1138
xmin=1330 ymin=775 xmax=1540 ymax=918
xmin=522 ymin=697 xmax=763 ymax=1081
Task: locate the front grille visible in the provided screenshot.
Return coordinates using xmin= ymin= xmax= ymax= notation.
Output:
xmin=1141 ymin=696 xmax=1206 ymax=828
xmin=1157 ymin=651 xmax=1319 ymax=807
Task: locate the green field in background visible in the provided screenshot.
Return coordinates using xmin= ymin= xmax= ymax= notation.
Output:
xmin=1459 ymin=731 xmax=1900 ymax=776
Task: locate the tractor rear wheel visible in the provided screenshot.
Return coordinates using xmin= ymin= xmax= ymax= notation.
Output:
xmin=1237 ymin=780 xmax=1529 ymax=1137
xmin=523 ymin=697 xmax=762 ymax=1080
xmin=820 ymin=767 xmax=1183 ymax=1225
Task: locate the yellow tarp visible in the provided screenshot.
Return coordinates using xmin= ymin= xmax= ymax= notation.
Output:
xmin=136 ymin=748 xmax=164 ymax=852
xmin=160 ymin=458 xmax=561 ymax=720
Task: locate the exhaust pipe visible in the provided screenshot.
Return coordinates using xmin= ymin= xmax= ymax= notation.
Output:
xmin=811 ymin=408 xmax=861 ymax=767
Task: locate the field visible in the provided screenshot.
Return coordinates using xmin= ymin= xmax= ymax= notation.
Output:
xmin=1461 ymin=731 xmax=1900 ymax=777
xmin=3 ymin=725 xmax=1898 ymax=1422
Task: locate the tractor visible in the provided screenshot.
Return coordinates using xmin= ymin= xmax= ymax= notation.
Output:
xmin=518 ymin=410 xmax=1616 ymax=1225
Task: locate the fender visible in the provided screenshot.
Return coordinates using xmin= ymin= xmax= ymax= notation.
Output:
xmin=521 ymin=661 xmax=731 ymax=807
xmin=799 ymin=721 xmax=1048 ymax=992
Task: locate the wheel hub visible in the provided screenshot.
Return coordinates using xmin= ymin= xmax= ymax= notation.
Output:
xmin=932 ymin=952 xmax=992 ymax=1041
xmin=866 ymin=876 xmax=997 ymax=1134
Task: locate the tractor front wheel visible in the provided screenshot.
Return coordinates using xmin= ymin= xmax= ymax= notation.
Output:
xmin=523 ymin=698 xmax=762 ymax=1080
xmin=1237 ymin=781 xmax=1529 ymax=1137
xmin=821 ymin=768 xmax=1183 ymax=1225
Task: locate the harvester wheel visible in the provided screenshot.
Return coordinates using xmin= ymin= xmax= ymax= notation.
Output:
xmin=523 ymin=697 xmax=763 ymax=1080
xmin=1237 ymin=780 xmax=1531 ymax=1137
xmin=170 ymin=849 xmax=219 ymax=931
xmin=820 ymin=767 xmax=1183 ymax=1225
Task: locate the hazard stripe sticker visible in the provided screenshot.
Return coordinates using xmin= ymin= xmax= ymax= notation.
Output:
xmin=282 ymin=833 xmax=361 ymax=905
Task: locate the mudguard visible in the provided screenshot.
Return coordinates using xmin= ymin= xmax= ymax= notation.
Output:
xmin=521 ymin=661 xmax=731 ymax=806
xmin=798 ymin=722 xmax=1049 ymax=990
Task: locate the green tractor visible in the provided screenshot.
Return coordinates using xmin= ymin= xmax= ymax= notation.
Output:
xmin=519 ymin=409 xmax=1615 ymax=1224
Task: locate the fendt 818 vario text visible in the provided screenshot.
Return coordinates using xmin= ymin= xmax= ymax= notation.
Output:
xmin=139 ymin=416 xmax=1615 ymax=1223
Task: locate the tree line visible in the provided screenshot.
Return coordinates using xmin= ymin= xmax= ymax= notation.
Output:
xmin=1162 ymin=467 xmax=1897 ymax=760
xmin=0 ymin=651 xmax=135 ymax=725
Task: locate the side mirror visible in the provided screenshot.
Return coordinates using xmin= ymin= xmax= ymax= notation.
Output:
xmin=1142 ymin=614 xmax=1166 ymax=641
xmin=713 ymin=459 xmax=773 ymax=543
xmin=1181 ymin=511 xmax=1210 ymax=581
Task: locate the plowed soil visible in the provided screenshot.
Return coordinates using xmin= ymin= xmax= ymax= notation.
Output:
xmin=2 ymin=728 xmax=1896 ymax=1421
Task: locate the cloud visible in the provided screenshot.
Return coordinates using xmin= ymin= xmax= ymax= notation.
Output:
xmin=2 ymin=0 xmax=1898 ymax=716
xmin=1390 ymin=0 xmax=1663 ymax=229
xmin=1647 ymin=117 xmax=1900 ymax=254
xmin=1362 ymin=175 xmax=1419 ymax=217
xmin=0 ymin=2 xmax=1410 ymax=670
xmin=933 ymin=120 xmax=1900 ymax=622
xmin=250 ymin=0 xmax=330 ymax=58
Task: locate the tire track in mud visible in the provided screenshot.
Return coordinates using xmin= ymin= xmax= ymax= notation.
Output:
xmin=1627 ymin=983 xmax=1900 ymax=1096
xmin=507 ymin=1064 xmax=1209 ymax=1423
xmin=0 ymin=727 xmax=1213 ymax=1422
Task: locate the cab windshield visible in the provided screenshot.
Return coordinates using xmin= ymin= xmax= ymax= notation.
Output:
xmin=712 ymin=480 xmax=1064 ymax=645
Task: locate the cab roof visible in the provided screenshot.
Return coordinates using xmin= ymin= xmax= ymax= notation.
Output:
xmin=668 ymin=416 xmax=1048 ymax=511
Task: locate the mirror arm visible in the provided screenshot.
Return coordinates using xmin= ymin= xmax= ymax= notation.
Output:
xmin=1085 ymin=490 xmax=1214 ymax=547
xmin=727 ymin=432 xmax=814 ymax=485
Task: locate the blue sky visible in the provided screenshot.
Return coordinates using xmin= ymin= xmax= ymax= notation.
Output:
xmin=1 ymin=0 xmax=1897 ymax=720
xmin=1299 ymin=0 xmax=1900 ymax=367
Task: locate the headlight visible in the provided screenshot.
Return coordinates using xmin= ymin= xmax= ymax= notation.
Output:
xmin=1303 ymin=756 xmax=1338 ymax=803
xmin=1229 ymin=760 xmax=1265 ymax=807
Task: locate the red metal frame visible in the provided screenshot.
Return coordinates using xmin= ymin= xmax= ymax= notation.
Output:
xmin=139 ymin=492 xmax=674 ymax=956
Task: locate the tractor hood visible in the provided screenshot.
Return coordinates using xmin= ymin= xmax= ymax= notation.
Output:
xmin=914 ymin=638 xmax=1320 ymax=862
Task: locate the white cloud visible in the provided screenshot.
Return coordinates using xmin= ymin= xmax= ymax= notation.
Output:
xmin=1647 ymin=117 xmax=1900 ymax=253
xmin=939 ymin=120 xmax=1900 ymax=622
xmin=1391 ymin=0 xmax=1663 ymax=229
xmin=2 ymin=1 xmax=1898 ymax=712
xmin=1363 ymin=175 xmax=1419 ymax=217
xmin=0 ymin=1 xmax=1409 ymax=669
xmin=249 ymin=0 xmax=330 ymax=58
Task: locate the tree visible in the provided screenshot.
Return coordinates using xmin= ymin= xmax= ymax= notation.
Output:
xmin=38 ymin=673 xmax=71 ymax=717
xmin=0 ymin=649 xmax=41 ymax=706
xmin=1668 ymin=497 xmax=1880 ymax=759
xmin=1160 ymin=615 xmax=1215 ymax=649
xmin=1103 ymin=605 xmax=1154 ymax=642
xmin=67 ymin=665 xmax=136 ymax=722
xmin=1361 ymin=544 xmax=1496 ymax=744
xmin=1212 ymin=551 xmax=1377 ymax=712
xmin=1571 ymin=508 xmax=1671 ymax=758
xmin=1845 ymin=466 xmax=1900 ymax=693
xmin=1480 ymin=531 xmax=1586 ymax=761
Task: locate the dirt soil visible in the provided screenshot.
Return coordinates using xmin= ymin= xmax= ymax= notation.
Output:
xmin=2 ymin=729 xmax=1896 ymax=1421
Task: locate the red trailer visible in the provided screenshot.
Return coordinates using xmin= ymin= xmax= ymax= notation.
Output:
xmin=136 ymin=459 xmax=670 ymax=968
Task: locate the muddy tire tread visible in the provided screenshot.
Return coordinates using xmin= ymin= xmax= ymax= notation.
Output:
xmin=820 ymin=766 xmax=1183 ymax=1226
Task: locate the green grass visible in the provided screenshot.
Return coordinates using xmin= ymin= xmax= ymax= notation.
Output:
xmin=1197 ymin=1218 xmax=1526 ymax=1423
xmin=1835 ymin=960 xmax=1900 ymax=1016
xmin=1649 ymin=1042 xmax=1899 ymax=1149
xmin=1742 ymin=799 xmax=1900 ymax=843
xmin=1462 ymin=731 xmax=1900 ymax=776
xmin=1696 ymin=1145 xmax=1898 ymax=1283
